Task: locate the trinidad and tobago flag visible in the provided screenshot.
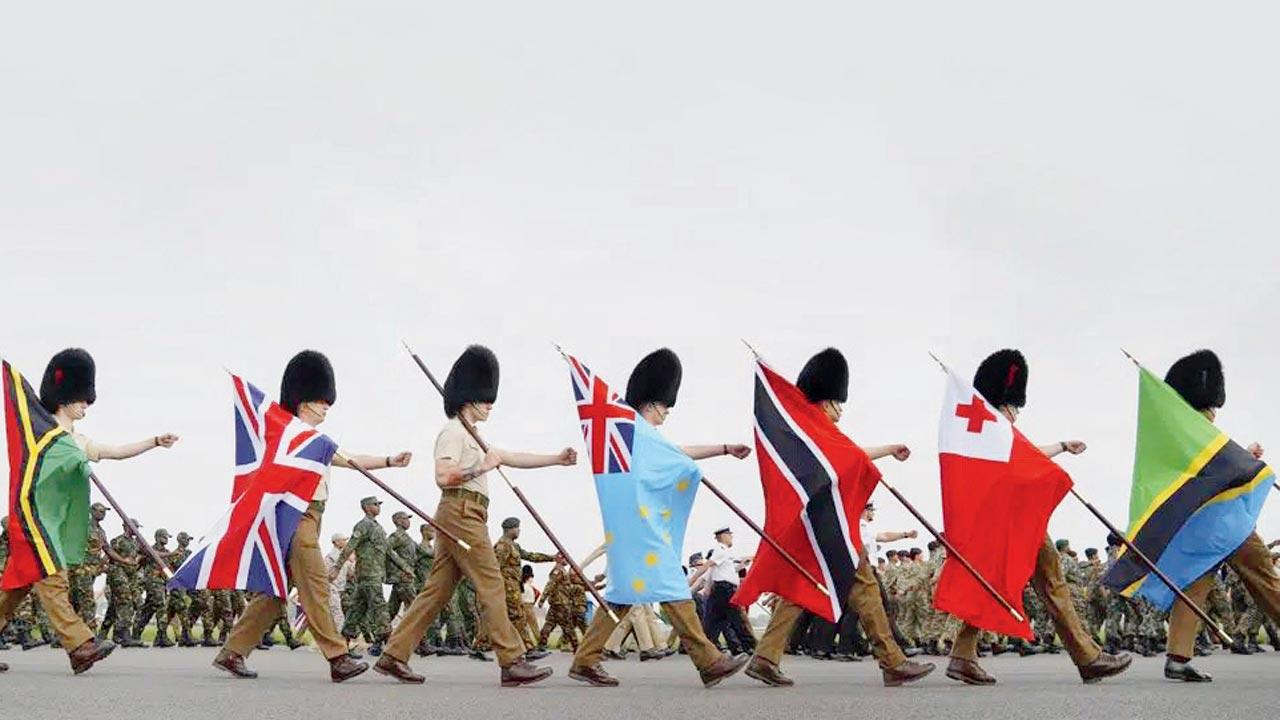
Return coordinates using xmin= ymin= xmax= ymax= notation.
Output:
xmin=732 ymin=359 xmax=880 ymax=622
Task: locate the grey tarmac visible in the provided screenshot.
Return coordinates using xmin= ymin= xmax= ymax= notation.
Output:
xmin=1 ymin=648 xmax=1276 ymax=720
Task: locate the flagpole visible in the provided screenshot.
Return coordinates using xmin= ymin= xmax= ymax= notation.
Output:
xmin=401 ymin=341 xmax=619 ymax=622
xmin=695 ymin=473 xmax=831 ymax=598
xmin=334 ymin=453 xmax=471 ymax=551
xmin=1068 ymin=488 xmax=1232 ymax=645
xmin=555 ymin=342 xmax=829 ymax=598
xmin=874 ymin=476 xmax=1024 ymax=622
xmin=89 ymin=473 xmax=172 ymax=580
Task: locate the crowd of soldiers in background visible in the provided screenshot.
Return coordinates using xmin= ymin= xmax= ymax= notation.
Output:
xmin=777 ymin=537 xmax=1280 ymax=663
xmin=5 ymin=499 xmax=1280 ymax=662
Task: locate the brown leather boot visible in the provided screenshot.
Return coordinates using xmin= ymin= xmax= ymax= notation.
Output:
xmin=500 ymin=660 xmax=554 ymax=687
xmin=212 ymin=649 xmax=258 ymax=679
xmin=329 ymin=654 xmax=369 ymax=683
xmin=945 ymin=657 xmax=995 ymax=685
xmin=568 ymin=663 xmax=620 ymax=687
xmin=745 ymin=656 xmax=794 ymax=687
xmin=373 ymin=654 xmax=425 ymax=684
xmin=69 ymin=639 xmax=116 ymax=675
xmin=699 ymin=652 xmax=749 ymax=688
xmin=882 ymin=659 xmax=936 ymax=687
xmin=1078 ymin=651 xmax=1132 ymax=684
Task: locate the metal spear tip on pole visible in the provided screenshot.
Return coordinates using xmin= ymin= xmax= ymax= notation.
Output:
xmin=740 ymin=338 xmax=762 ymax=359
xmin=927 ymin=351 xmax=947 ymax=372
xmin=1120 ymin=348 xmax=1141 ymax=367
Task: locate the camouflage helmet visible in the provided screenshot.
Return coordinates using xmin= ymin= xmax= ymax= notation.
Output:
xmin=1055 ymin=538 xmax=1070 ymax=552
xmin=176 ymin=531 xmax=192 ymax=544
xmin=154 ymin=528 xmax=170 ymax=542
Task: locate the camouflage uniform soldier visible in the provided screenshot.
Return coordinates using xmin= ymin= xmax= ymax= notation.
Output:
xmin=68 ymin=503 xmax=113 ymax=630
xmin=105 ymin=522 xmax=145 ymax=647
xmin=1131 ymin=596 xmax=1164 ymax=656
xmin=1056 ymin=540 xmax=1091 ymax=634
xmin=133 ymin=528 xmax=174 ymax=646
xmin=167 ymin=532 xmax=194 ymax=646
xmin=186 ymin=589 xmax=219 ymax=646
xmin=536 ymin=557 xmax=580 ymax=651
xmin=335 ymin=496 xmax=403 ymax=655
xmin=1082 ymin=548 xmax=1108 ymax=640
xmin=385 ymin=511 xmax=418 ymax=624
xmin=920 ymin=543 xmax=948 ymax=653
xmin=1024 ymin=584 xmax=1056 ymax=651
xmin=896 ymin=549 xmax=928 ymax=647
xmin=493 ymin=517 xmax=554 ymax=657
xmin=211 ymin=590 xmax=237 ymax=643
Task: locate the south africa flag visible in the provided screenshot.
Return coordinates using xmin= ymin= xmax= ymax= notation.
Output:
xmin=1101 ymin=366 xmax=1274 ymax=609
xmin=2 ymin=359 xmax=92 ymax=589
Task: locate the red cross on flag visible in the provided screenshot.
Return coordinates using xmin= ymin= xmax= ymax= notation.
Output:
xmin=932 ymin=367 xmax=1073 ymax=639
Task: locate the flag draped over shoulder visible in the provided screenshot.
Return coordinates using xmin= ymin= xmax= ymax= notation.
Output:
xmin=932 ymin=368 xmax=1071 ymax=640
xmin=2 ymin=359 xmax=91 ymax=589
xmin=1101 ymin=367 xmax=1273 ymax=609
xmin=565 ymin=353 xmax=702 ymax=605
xmin=733 ymin=360 xmax=878 ymax=621
xmin=169 ymin=374 xmax=337 ymax=598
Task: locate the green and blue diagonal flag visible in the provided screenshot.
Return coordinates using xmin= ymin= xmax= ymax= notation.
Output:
xmin=1101 ymin=366 xmax=1274 ymax=609
xmin=565 ymin=353 xmax=702 ymax=605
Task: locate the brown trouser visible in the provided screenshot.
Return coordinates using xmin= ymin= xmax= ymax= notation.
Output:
xmin=384 ymin=494 xmax=525 ymax=666
xmin=756 ymin=558 xmax=906 ymax=669
xmin=0 ymin=571 xmax=94 ymax=651
xmin=225 ymin=504 xmax=346 ymax=661
xmin=574 ymin=599 xmax=720 ymax=671
xmin=952 ymin=535 xmax=1099 ymax=667
xmin=1168 ymin=531 xmax=1280 ymax=658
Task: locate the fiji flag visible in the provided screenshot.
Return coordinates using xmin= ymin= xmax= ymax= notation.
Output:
xmin=1102 ymin=366 xmax=1274 ymax=609
xmin=169 ymin=374 xmax=337 ymax=598
xmin=566 ymin=354 xmax=702 ymax=605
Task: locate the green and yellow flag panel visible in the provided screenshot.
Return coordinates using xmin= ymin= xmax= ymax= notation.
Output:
xmin=2 ymin=359 xmax=91 ymax=590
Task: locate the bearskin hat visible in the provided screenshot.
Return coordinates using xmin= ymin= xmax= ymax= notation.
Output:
xmin=625 ymin=348 xmax=682 ymax=409
xmin=1164 ymin=349 xmax=1224 ymax=411
xmin=443 ymin=345 xmax=499 ymax=418
xmin=280 ymin=350 xmax=336 ymax=415
xmin=973 ymin=349 xmax=1028 ymax=408
xmin=39 ymin=348 xmax=96 ymax=413
xmin=796 ymin=347 xmax=849 ymax=404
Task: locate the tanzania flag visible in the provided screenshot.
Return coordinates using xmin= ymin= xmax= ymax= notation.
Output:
xmin=2 ymin=360 xmax=92 ymax=589
xmin=1101 ymin=366 xmax=1274 ymax=609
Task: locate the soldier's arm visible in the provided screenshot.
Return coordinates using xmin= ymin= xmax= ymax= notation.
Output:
xmin=680 ymin=444 xmax=751 ymax=460
xmin=334 ymin=524 xmax=363 ymax=568
xmin=333 ymin=452 xmax=412 ymax=470
xmin=389 ymin=545 xmax=415 ymax=578
xmin=93 ymin=434 xmax=180 ymax=461
xmin=519 ymin=547 xmax=557 ymax=563
xmin=104 ymin=539 xmax=134 ymax=566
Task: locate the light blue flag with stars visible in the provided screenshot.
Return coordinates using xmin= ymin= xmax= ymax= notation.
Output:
xmin=566 ymin=353 xmax=703 ymax=605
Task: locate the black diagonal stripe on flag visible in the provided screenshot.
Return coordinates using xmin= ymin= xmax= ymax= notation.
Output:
xmin=752 ymin=371 xmax=858 ymax=611
xmin=1102 ymin=439 xmax=1266 ymax=593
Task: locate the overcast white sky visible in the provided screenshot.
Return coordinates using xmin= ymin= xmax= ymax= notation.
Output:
xmin=4 ymin=4 xmax=1279 ymax=583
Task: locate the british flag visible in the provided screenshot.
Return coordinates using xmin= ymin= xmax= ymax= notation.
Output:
xmin=567 ymin=354 xmax=636 ymax=475
xmin=169 ymin=374 xmax=337 ymax=598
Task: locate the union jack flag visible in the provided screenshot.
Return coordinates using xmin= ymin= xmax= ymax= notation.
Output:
xmin=169 ymin=374 xmax=337 ymax=598
xmin=567 ymin=354 xmax=636 ymax=475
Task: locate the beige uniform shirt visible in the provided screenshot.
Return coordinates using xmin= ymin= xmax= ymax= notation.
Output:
xmin=72 ymin=432 xmax=101 ymax=462
xmin=434 ymin=417 xmax=488 ymax=497
xmin=312 ymin=464 xmax=333 ymax=502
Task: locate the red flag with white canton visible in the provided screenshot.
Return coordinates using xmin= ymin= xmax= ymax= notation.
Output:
xmin=931 ymin=367 xmax=1071 ymax=640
